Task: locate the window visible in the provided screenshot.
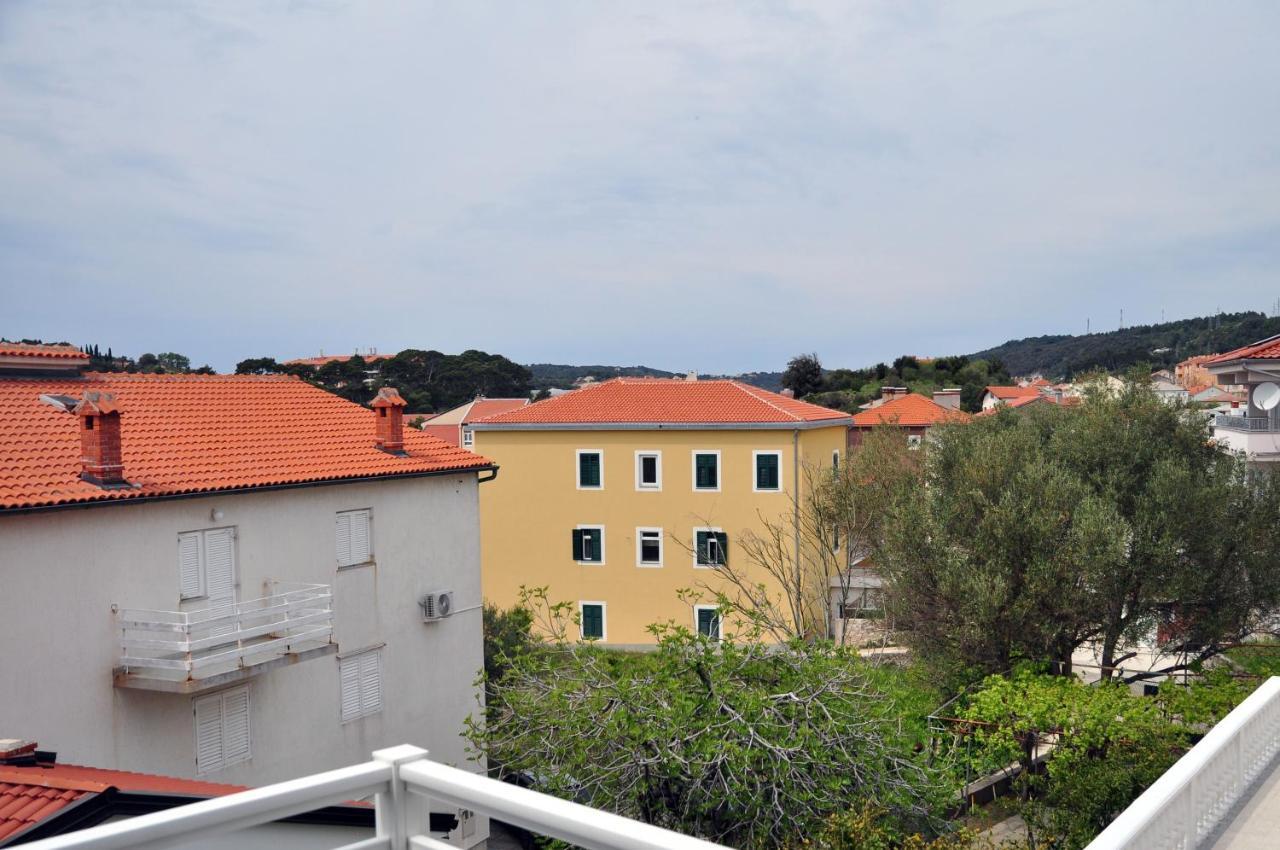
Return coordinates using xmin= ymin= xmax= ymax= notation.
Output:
xmin=572 ymin=526 xmax=605 ymax=564
xmin=462 ymin=429 xmax=474 ymax=448
xmin=194 ymin=686 xmax=250 ymax=774
xmin=694 ymin=528 xmax=728 ymax=567
xmin=832 ymin=450 xmax=841 ymax=473
xmin=336 ymin=509 xmax=372 ymax=567
xmin=637 ymin=528 xmax=663 ymax=567
xmin=339 ymin=648 xmax=384 ymax=723
xmin=692 ymin=451 xmax=720 ymax=491
xmin=577 ymin=450 xmax=603 ymax=489
xmin=580 ymin=602 xmax=606 ymax=640
xmin=635 ymin=451 xmax=662 ymax=490
xmin=839 ymin=588 xmax=883 ymax=619
xmin=695 ymin=606 xmax=721 ymax=640
xmin=178 ymin=527 xmax=236 ymax=603
xmin=753 ymin=451 xmax=781 ymax=492
xmin=907 ymin=434 xmax=923 ymax=450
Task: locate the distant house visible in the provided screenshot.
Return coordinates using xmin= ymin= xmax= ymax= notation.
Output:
xmin=981 ymin=384 xmax=1043 ymax=411
xmin=0 ymin=342 xmax=492 ymax=848
xmin=1176 ymin=353 xmax=1222 ymax=389
xmin=1204 ymin=334 xmax=1280 ymax=465
xmin=282 ymin=350 xmax=395 ymax=388
xmin=1152 ymin=376 xmax=1189 ymax=403
xmin=850 ymin=389 xmax=970 ymax=448
xmin=421 ymin=397 xmax=530 ymax=448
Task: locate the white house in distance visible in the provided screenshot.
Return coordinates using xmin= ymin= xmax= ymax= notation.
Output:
xmin=1206 ymin=334 xmax=1280 ymax=465
xmin=0 ymin=343 xmax=495 ymax=848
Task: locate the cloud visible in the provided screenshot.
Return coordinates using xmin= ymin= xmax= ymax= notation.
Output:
xmin=1 ymin=0 xmax=1278 ymax=372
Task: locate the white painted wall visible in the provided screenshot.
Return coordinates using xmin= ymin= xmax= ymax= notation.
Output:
xmin=0 ymin=475 xmax=486 ymax=795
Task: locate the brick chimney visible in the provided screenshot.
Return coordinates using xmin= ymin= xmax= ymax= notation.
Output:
xmin=883 ymin=387 xmax=909 ymax=400
xmin=372 ymin=387 xmax=407 ymax=453
xmin=73 ymin=391 xmax=126 ymax=487
xmin=933 ymin=388 xmax=961 ymax=410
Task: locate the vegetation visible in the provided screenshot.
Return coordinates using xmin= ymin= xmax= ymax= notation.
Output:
xmin=77 ymin=343 xmax=215 ymax=373
xmin=782 ymin=353 xmax=825 ymax=399
xmin=806 ymin=354 xmax=1011 ymax=414
xmin=527 ymin=363 xmax=677 ymax=393
xmin=870 ymin=371 xmax=1280 ymax=688
xmin=968 ymin=310 xmax=1280 ymax=379
xmin=235 ymin=349 xmax=532 ymax=411
xmin=472 ymin=589 xmax=950 ymax=850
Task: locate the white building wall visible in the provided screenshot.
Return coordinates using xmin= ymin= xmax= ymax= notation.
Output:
xmin=0 ymin=474 xmax=485 ymax=788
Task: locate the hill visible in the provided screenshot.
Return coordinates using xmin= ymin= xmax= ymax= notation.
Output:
xmin=968 ymin=311 xmax=1280 ymax=379
xmin=528 ymin=364 xmax=785 ymax=393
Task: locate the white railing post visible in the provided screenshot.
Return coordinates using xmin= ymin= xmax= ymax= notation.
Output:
xmin=373 ymin=745 xmax=430 ymax=849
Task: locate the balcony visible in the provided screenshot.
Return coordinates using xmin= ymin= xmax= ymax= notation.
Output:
xmin=114 ymin=582 xmax=336 ymax=693
xmin=1085 ymin=677 xmax=1280 ymax=849
xmin=1212 ymin=416 xmax=1280 ymax=461
xmin=18 ymin=745 xmax=730 ymax=850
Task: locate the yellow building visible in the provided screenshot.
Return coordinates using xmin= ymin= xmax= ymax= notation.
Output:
xmin=471 ymin=378 xmax=851 ymax=646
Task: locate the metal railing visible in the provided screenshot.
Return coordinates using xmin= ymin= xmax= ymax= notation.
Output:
xmin=117 ymin=581 xmax=333 ymax=682
xmin=1213 ymin=415 xmax=1273 ymax=432
xmin=1085 ymin=676 xmax=1280 ymax=850
xmin=19 ymin=746 xmax=731 ymax=850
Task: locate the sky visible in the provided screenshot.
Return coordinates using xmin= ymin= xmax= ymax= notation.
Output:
xmin=2 ymin=1 xmax=1279 ymax=374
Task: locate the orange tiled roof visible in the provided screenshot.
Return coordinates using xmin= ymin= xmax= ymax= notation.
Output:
xmin=1205 ymin=335 xmax=1280 ymax=364
xmin=1178 ymin=353 xmax=1221 ymax=367
xmin=282 ymin=353 xmax=395 ymax=367
xmin=473 ymin=378 xmax=850 ymax=426
xmin=985 ymin=385 xmax=1042 ymax=400
xmin=465 ymin=398 xmax=529 ymax=422
xmin=0 ymin=343 xmax=89 ymax=362
xmin=851 ymin=393 xmax=971 ymax=428
xmin=0 ymin=373 xmax=493 ymax=511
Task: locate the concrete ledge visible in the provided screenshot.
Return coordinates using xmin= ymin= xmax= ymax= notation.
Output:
xmin=113 ymin=643 xmax=338 ymax=694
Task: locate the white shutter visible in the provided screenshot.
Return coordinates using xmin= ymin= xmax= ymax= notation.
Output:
xmin=194 ymin=687 xmax=250 ymax=774
xmin=359 ymin=650 xmax=383 ymax=716
xmin=350 ymin=510 xmax=371 ymax=564
xmin=194 ymin=693 xmax=225 ymax=773
xmin=335 ymin=512 xmax=352 ymax=566
xmin=178 ymin=532 xmax=205 ymax=599
xmin=220 ymin=687 xmax=251 ymax=766
xmin=203 ymin=528 xmax=236 ymax=606
xmin=339 ymin=649 xmax=383 ymax=722
xmin=339 ymin=655 xmax=362 ymax=721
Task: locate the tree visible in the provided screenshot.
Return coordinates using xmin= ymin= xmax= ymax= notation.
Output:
xmin=871 ymin=371 xmax=1280 ymax=685
xmin=156 ymin=352 xmax=191 ymax=373
xmin=235 ymin=357 xmax=284 ymax=375
xmin=782 ymin=353 xmax=824 ymax=399
xmin=470 ymin=589 xmax=946 ymax=849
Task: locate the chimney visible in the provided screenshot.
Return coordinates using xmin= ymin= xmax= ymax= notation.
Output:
xmin=883 ymin=386 xmax=909 ymax=400
xmin=933 ymin=388 xmax=961 ymax=410
xmin=779 ymin=388 xmax=795 ymax=398
xmin=73 ymin=391 xmax=127 ymax=487
xmin=685 ymin=371 xmax=698 ymax=382
xmin=372 ymin=387 xmax=407 ymax=453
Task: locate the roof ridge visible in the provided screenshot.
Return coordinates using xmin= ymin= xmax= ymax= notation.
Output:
xmin=730 ymin=381 xmax=802 ymax=421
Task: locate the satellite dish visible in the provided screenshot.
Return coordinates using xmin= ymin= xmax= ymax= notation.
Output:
xmin=1254 ymin=382 xmax=1280 ymax=411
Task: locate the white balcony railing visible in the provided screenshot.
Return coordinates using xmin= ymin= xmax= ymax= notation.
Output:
xmin=1084 ymin=676 xmax=1280 ymax=850
xmin=116 ymin=581 xmax=334 ymax=687
xmin=18 ymin=745 xmax=731 ymax=850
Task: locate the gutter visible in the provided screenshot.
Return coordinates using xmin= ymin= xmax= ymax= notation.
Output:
xmin=0 ymin=465 xmax=500 ymax=518
xmin=468 ymin=419 xmax=852 ymax=432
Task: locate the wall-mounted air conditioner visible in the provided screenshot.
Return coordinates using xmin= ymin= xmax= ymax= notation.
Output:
xmin=419 ymin=590 xmax=454 ymax=622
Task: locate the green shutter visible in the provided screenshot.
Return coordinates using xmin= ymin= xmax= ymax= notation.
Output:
xmin=582 ymin=604 xmax=603 ymax=639
xmin=756 ymin=454 xmax=779 ymax=489
xmin=586 ymin=528 xmax=602 ymax=562
xmin=572 ymin=529 xmax=584 ymax=561
xmin=579 ymin=452 xmax=601 ymax=487
xmin=696 ymin=530 xmax=709 ymax=564
xmin=695 ymin=453 xmax=717 ymax=488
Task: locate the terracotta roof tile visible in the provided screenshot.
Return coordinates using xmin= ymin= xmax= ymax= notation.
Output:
xmin=0 ymin=778 xmax=92 ymax=842
xmin=985 ymin=385 xmax=1042 ymax=400
xmin=1205 ymin=335 xmax=1280 ymax=364
xmin=464 ymin=398 xmax=529 ymax=422
xmin=0 ymin=373 xmax=492 ymax=511
xmin=282 ymin=354 xmax=394 ymax=367
xmin=851 ymin=394 xmax=972 ymax=427
xmin=0 ymin=343 xmax=89 ymax=362
xmin=473 ymin=378 xmax=850 ymax=426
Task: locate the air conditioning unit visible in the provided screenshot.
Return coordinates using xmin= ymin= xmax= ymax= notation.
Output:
xmin=419 ymin=590 xmax=454 ymax=622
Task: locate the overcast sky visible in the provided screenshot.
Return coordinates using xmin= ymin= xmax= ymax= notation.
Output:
xmin=2 ymin=1 xmax=1278 ymax=373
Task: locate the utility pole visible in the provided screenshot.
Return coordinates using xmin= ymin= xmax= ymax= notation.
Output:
xmin=1120 ymin=308 xmax=1124 ymax=330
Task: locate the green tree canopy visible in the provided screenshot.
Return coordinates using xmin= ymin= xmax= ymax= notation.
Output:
xmin=782 ymin=352 xmax=824 ymax=399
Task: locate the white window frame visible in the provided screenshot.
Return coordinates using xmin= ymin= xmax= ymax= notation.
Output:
xmin=693 ymin=526 xmax=726 ymax=569
xmin=635 ymin=527 xmax=664 ymax=568
xmin=575 ymin=524 xmax=606 ymax=565
xmin=193 ymin=685 xmax=251 ymax=775
xmin=338 ymin=647 xmax=384 ymax=723
xmin=832 ymin=449 xmax=841 ymax=472
xmin=579 ymin=601 xmax=607 ymax=642
xmin=752 ymin=450 xmax=783 ymax=493
xmin=691 ymin=450 xmax=721 ymax=493
xmin=576 ymin=449 xmax=604 ymax=490
xmin=694 ymin=605 xmax=722 ymax=640
xmin=178 ymin=527 xmax=237 ymax=604
xmin=634 ymin=450 xmax=662 ymax=491
xmin=336 ymin=508 xmax=373 ymax=568
xmin=462 ymin=428 xmax=474 ymax=448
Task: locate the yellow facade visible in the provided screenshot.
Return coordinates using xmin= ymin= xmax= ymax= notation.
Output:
xmin=474 ymin=424 xmax=847 ymax=645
